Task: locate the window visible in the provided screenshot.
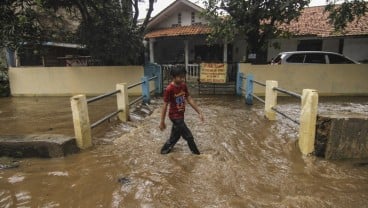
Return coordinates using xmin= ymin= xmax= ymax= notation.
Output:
xmin=178 ymin=13 xmax=182 ymax=24
xmin=286 ymin=54 xmax=305 ymax=63
xmin=191 ymin=12 xmax=195 ymax=24
xmin=271 ymin=54 xmax=282 ymax=64
xmin=304 ymin=53 xmax=326 ymax=64
xmin=328 ymin=54 xmax=354 ymax=64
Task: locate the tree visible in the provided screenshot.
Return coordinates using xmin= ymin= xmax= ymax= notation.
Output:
xmin=46 ymin=0 xmax=156 ymax=65
xmin=0 ymin=0 xmax=156 ymax=65
xmin=325 ymin=0 xmax=367 ymax=31
xmin=0 ymin=1 xmax=57 ymax=50
xmin=202 ymin=0 xmax=310 ymax=63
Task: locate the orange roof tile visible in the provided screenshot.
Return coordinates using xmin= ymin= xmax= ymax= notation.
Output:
xmin=145 ymin=6 xmax=368 ymax=39
xmin=145 ymin=25 xmax=211 ymax=39
xmin=280 ymin=6 xmax=368 ymax=37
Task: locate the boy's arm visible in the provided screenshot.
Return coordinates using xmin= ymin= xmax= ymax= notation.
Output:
xmin=160 ymin=102 xmax=168 ymax=131
xmin=187 ymin=96 xmax=204 ymax=122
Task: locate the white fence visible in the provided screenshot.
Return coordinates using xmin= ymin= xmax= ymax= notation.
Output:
xmin=161 ymin=64 xmax=200 ymax=84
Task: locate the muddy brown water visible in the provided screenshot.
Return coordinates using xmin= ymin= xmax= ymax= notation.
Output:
xmin=0 ymin=96 xmax=368 ymax=207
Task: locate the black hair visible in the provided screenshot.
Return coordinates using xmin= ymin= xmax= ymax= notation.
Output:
xmin=170 ymin=66 xmax=186 ymax=77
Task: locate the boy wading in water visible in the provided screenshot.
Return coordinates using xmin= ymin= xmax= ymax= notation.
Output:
xmin=159 ymin=67 xmax=204 ymax=155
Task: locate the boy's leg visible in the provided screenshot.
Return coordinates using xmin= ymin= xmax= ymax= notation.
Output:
xmin=160 ymin=120 xmax=181 ymax=154
xmin=180 ymin=121 xmax=200 ymax=155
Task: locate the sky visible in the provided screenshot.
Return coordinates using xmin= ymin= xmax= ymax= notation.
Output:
xmin=138 ymin=0 xmax=328 ymax=19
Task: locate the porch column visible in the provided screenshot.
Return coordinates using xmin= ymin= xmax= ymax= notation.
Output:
xmin=184 ymin=40 xmax=189 ymax=69
xmin=223 ymin=39 xmax=228 ymax=63
xmin=5 ymin=48 xmax=15 ymax=67
xmin=15 ymin=50 xmax=20 ymax=67
xmin=149 ymin=38 xmax=155 ymax=63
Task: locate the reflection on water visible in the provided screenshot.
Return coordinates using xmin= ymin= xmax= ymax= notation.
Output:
xmin=0 ymin=96 xmax=368 ymax=207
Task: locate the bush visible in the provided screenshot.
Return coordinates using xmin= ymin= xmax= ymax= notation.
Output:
xmin=0 ymin=67 xmax=10 ymax=97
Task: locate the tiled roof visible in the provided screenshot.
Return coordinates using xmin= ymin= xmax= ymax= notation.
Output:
xmin=145 ymin=6 xmax=368 ymax=39
xmin=281 ymin=6 xmax=368 ymax=37
xmin=145 ymin=25 xmax=211 ymax=39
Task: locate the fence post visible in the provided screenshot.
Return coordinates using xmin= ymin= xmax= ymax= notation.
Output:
xmin=70 ymin=94 xmax=92 ymax=149
xmin=236 ymin=71 xmax=244 ymax=96
xmin=245 ymin=74 xmax=254 ymax=105
xmin=116 ymin=83 xmax=129 ymax=122
xmin=141 ymin=76 xmax=150 ymax=103
xmin=299 ymin=89 xmax=319 ymax=155
xmin=265 ymin=80 xmax=278 ymax=120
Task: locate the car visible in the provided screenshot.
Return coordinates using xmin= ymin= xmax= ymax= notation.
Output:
xmin=271 ymin=51 xmax=359 ymax=64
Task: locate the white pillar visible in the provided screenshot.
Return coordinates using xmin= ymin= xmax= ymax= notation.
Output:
xmin=70 ymin=94 xmax=92 ymax=149
xmin=116 ymin=83 xmax=129 ymax=122
xmin=184 ymin=40 xmax=189 ymax=69
xmin=223 ymin=39 xmax=228 ymax=63
xmin=149 ymin=38 xmax=155 ymax=63
xmin=265 ymin=80 xmax=278 ymax=120
xmin=15 ymin=50 xmax=20 ymax=67
xmin=299 ymin=89 xmax=319 ymax=155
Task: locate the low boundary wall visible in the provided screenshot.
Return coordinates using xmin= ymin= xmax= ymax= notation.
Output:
xmin=9 ymin=66 xmax=153 ymax=96
xmin=239 ymin=64 xmax=368 ymax=96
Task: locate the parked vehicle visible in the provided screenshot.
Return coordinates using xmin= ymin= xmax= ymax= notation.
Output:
xmin=271 ymin=51 xmax=359 ymax=64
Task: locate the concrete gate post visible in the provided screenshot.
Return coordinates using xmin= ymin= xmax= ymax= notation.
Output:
xmin=265 ymin=80 xmax=278 ymax=120
xmin=70 ymin=94 xmax=92 ymax=149
xmin=299 ymin=89 xmax=319 ymax=155
xmin=116 ymin=83 xmax=129 ymax=122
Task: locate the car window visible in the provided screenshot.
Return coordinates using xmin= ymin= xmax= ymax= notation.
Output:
xmin=304 ymin=53 xmax=326 ymax=64
xmin=328 ymin=54 xmax=354 ymax=64
xmin=272 ymin=54 xmax=282 ymax=64
xmin=286 ymin=54 xmax=305 ymax=63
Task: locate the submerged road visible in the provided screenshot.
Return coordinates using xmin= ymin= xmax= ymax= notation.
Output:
xmin=0 ymin=96 xmax=367 ymax=207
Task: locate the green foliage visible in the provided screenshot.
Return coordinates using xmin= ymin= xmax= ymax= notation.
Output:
xmin=0 ymin=0 xmax=155 ymax=65
xmin=202 ymin=0 xmax=310 ymax=63
xmin=0 ymin=67 xmax=10 ymax=97
xmin=0 ymin=1 xmax=46 ymax=50
xmin=0 ymin=50 xmax=10 ymax=97
xmin=325 ymin=0 xmax=367 ymax=31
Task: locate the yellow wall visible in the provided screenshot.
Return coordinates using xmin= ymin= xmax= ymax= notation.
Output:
xmin=9 ymin=66 xmax=154 ymax=96
xmin=239 ymin=64 xmax=368 ymax=96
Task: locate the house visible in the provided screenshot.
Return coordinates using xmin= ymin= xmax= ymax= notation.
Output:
xmin=6 ymin=42 xmax=89 ymax=67
xmin=144 ymin=0 xmax=368 ymax=65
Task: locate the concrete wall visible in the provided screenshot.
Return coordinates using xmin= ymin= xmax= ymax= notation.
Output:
xmin=239 ymin=63 xmax=368 ymax=96
xmin=9 ymin=66 xmax=155 ymax=96
xmin=343 ymin=38 xmax=368 ymax=63
xmin=322 ymin=39 xmax=340 ymax=53
xmin=267 ymin=39 xmax=299 ymax=62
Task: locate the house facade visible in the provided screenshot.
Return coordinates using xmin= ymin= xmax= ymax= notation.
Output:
xmin=145 ymin=0 xmax=368 ymax=65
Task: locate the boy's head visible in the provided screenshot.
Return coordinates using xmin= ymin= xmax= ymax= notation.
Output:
xmin=170 ymin=66 xmax=186 ymax=84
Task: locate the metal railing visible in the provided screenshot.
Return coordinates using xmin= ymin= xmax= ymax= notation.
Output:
xmin=70 ymin=72 xmax=162 ymax=149
xmin=87 ymin=75 xmax=158 ymax=129
xmin=252 ymin=79 xmax=300 ymax=125
xmin=273 ymin=86 xmax=301 ymax=99
xmin=238 ymin=72 xmax=303 ymax=125
xmin=236 ymin=71 xmax=319 ymax=155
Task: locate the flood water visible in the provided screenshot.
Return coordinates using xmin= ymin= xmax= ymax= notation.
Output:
xmin=0 ymin=95 xmax=368 ymax=207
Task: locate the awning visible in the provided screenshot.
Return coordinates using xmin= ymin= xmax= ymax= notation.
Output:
xmin=145 ymin=25 xmax=211 ymax=39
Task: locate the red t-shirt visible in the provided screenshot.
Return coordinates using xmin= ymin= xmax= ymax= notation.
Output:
xmin=163 ymin=82 xmax=189 ymax=119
